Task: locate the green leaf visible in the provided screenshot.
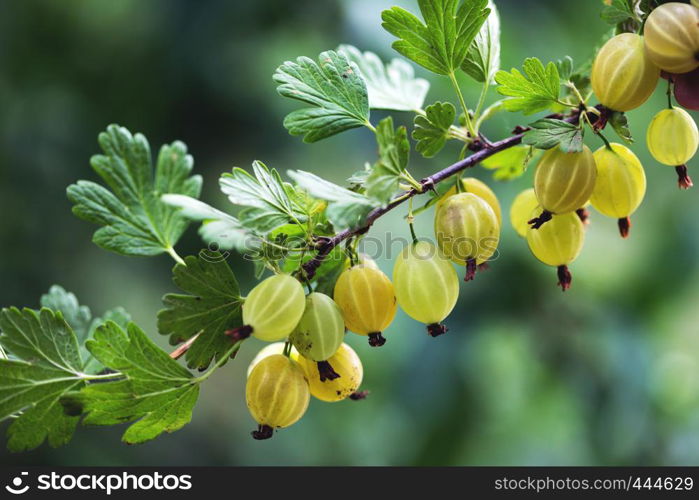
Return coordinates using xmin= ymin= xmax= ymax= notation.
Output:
xmin=162 ymin=194 xmax=256 ymax=252
xmin=274 ymin=50 xmax=370 ymax=142
xmin=62 ymin=321 xmax=200 ymax=444
xmin=556 ymin=56 xmax=574 ymax=81
xmin=0 ymin=307 xmax=85 ymax=452
xmin=39 ymin=285 xmax=124 ymax=374
xmin=157 ymin=251 xmax=243 ymax=370
xmin=310 ymin=248 xmax=348 ymax=296
xmin=461 ymin=0 xmax=500 ymax=84
xmin=40 ymin=286 xmax=92 ymax=346
xmin=347 ymin=164 xmax=372 ymax=187
xmin=220 ymin=161 xmax=308 ymax=234
xmin=523 ymin=119 xmax=585 ymax=153
xmin=366 ymin=117 xmax=410 ymax=204
xmin=287 ymin=170 xmax=377 ymax=229
xmin=413 ymin=102 xmax=456 ymax=158
xmin=481 ymin=145 xmax=535 ymax=180
xmin=382 ymin=0 xmax=490 ymax=76
xmin=601 ymin=0 xmax=636 ymax=25
xmin=337 ymin=45 xmax=429 ymax=111
xmin=67 ymin=125 xmax=202 ymax=257
xmin=608 ymin=111 xmax=633 ymax=144
xmin=495 ymin=58 xmax=562 ymax=115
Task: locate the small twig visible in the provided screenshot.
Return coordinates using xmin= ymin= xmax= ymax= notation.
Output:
xmin=169 ymin=333 xmax=201 ymax=360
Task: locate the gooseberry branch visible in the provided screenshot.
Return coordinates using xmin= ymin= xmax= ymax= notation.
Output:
xmin=301 ymin=113 xmax=583 ymax=280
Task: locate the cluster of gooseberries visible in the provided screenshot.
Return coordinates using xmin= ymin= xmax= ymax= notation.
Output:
xmin=234 ymin=2 xmax=698 ymax=440
xmin=511 ymin=1 xmax=699 ymax=289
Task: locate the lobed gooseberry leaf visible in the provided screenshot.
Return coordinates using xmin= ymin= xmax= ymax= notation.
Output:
xmin=287 ymin=170 xmax=377 ymax=230
xmin=157 ymin=251 xmax=243 ymax=371
xmin=274 ymin=50 xmax=371 ymax=143
xmin=61 ymin=321 xmax=201 ymax=445
xmin=601 ymin=0 xmax=637 ymax=26
xmin=481 ymin=145 xmax=535 ymax=181
xmin=337 ymin=45 xmax=429 ymax=112
xmin=39 ymin=285 xmax=131 ymax=374
xmin=495 ymin=58 xmax=562 ymax=115
xmin=162 ymin=194 xmax=256 ymax=252
xmin=366 ymin=117 xmax=411 ymax=204
xmin=523 ymin=119 xmax=585 ymax=153
xmin=413 ymin=102 xmax=457 ymax=158
xmin=219 ymin=161 xmax=310 ymax=235
xmin=608 ymin=111 xmax=634 ymax=144
xmin=0 ymin=308 xmax=85 ymax=452
xmin=461 ymin=0 xmax=501 ymax=84
xmin=0 ymin=284 xmax=140 ymax=452
xmin=381 ymin=0 xmax=490 ymax=76
xmin=67 ymin=125 xmax=202 ymax=258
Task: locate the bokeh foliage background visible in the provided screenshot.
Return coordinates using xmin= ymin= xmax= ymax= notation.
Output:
xmin=1 ymin=0 xmax=698 ymax=466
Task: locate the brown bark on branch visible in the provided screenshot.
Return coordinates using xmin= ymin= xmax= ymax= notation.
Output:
xmin=301 ymin=114 xmax=581 ymax=280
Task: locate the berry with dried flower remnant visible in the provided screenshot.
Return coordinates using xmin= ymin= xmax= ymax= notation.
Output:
xmin=227 ymin=274 xmax=306 ymax=342
xmin=393 ymin=241 xmax=459 ymax=337
xmin=246 ymin=354 xmax=310 ymax=440
xmin=590 ymin=143 xmax=647 ymax=238
xmin=436 ymin=177 xmax=502 ymax=226
xmin=647 ymin=107 xmax=698 ymax=189
xmin=510 ymin=188 xmax=539 ymax=238
xmin=333 ymin=265 xmax=397 ymax=347
xmin=297 ymin=343 xmax=363 ymax=402
xmin=290 ymin=292 xmax=345 ymax=381
xmin=591 ymin=33 xmax=660 ymax=111
xmin=434 ymin=192 xmax=500 ymax=281
xmin=526 ymin=211 xmax=585 ymax=291
xmin=644 ymin=2 xmax=699 ymax=75
xmin=530 ymin=146 xmax=597 ymax=229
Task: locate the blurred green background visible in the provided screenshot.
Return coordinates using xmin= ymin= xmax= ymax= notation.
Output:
xmin=1 ymin=0 xmax=698 ymax=466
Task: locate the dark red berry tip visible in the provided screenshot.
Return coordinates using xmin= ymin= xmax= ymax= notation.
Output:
xmin=427 ymin=323 xmax=448 ymax=337
xmin=225 ymin=324 xmax=253 ymax=341
xmin=368 ymin=332 xmax=386 ymax=347
xmin=618 ymin=217 xmax=631 ymax=239
xmin=557 ymin=265 xmax=572 ymax=292
xmin=317 ymin=360 xmax=341 ymax=382
xmin=576 ymin=208 xmax=590 ymax=225
xmin=349 ymin=390 xmax=370 ymax=401
xmin=465 ymin=258 xmax=477 ymax=282
xmin=251 ymin=424 xmax=273 ymax=440
xmin=676 ymin=165 xmax=693 ymax=190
